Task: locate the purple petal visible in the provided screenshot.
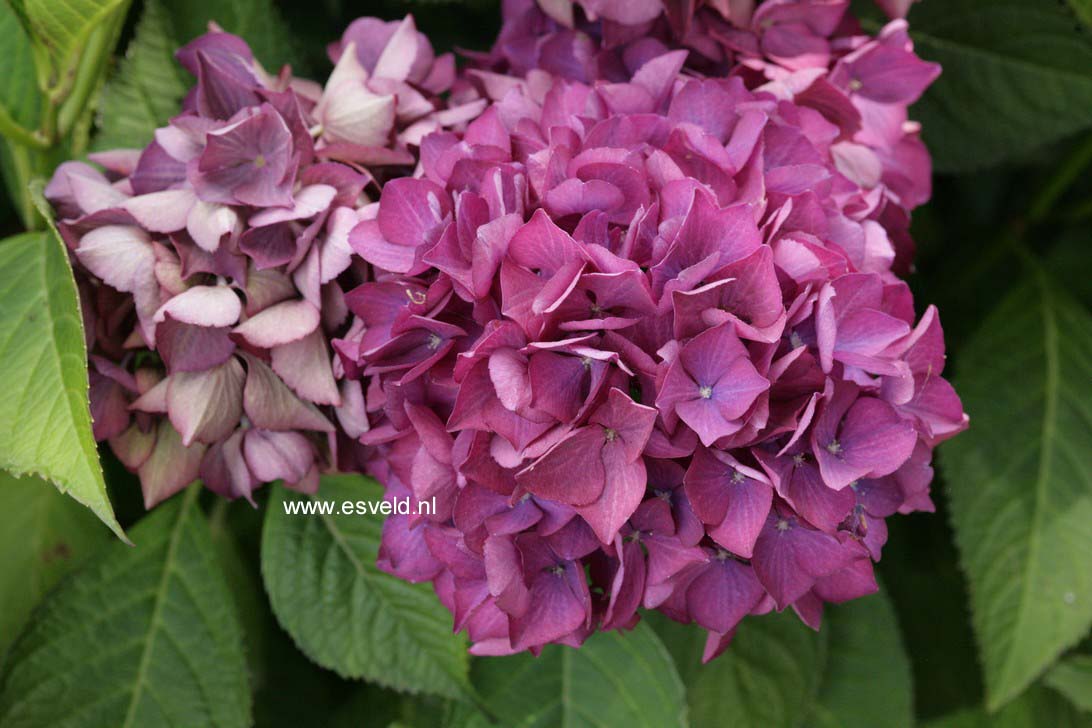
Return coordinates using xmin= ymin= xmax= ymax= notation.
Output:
xmin=686 ymin=556 xmax=765 ymax=634
xmin=576 ymin=450 xmax=647 ymax=544
xmin=517 ymin=427 xmax=606 ymax=506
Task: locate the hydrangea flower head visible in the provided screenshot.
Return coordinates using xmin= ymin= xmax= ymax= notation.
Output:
xmin=47 ymin=18 xmax=468 ymax=508
xmin=338 ymin=1 xmax=965 ymax=657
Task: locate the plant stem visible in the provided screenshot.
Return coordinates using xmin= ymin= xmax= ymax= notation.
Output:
xmin=58 ymin=11 xmax=128 ymax=142
xmin=0 ymin=106 xmax=48 ymax=150
xmin=3 ymin=141 xmax=40 ymax=230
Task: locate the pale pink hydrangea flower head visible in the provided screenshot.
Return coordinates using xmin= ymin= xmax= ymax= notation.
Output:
xmin=47 ymin=18 xmax=471 ymax=508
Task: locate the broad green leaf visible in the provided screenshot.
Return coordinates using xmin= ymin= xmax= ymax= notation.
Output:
xmin=0 ymin=2 xmax=42 ymax=226
xmin=261 ymin=475 xmax=470 ymax=699
xmin=0 ymin=2 xmax=38 ymax=128
xmin=0 ymin=231 xmax=123 ymax=539
xmin=94 ymin=0 xmax=187 ymax=151
xmin=0 ymin=487 xmax=251 ymax=727
xmin=1069 ymin=0 xmax=1092 ymax=28
xmin=652 ymin=609 xmax=825 ymax=728
xmin=8 ymin=0 xmax=131 ymax=98
xmin=162 ymin=0 xmax=297 ymax=71
xmin=921 ymin=685 xmax=1090 ymax=728
xmin=1045 ymin=655 xmax=1092 ymax=713
xmin=903 ymin=0 xmax=1092 ymax=172
xmin=208 ymin=499 xmax=270 ymax=690
xmin=809 ymin=590 xmax=914 ymax=728
xmin=944 ymin=272 xmax=1092 ymax=710
xmin=471 ymin=621 xmax=687 ymax=728
xmin=0 ymin=471 xmax=107 ymax=658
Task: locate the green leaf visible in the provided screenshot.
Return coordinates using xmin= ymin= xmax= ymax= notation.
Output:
xmin=652 ymin=609 xmax=825 ymax=728
xmin=903 ymin=0 xmax=1092 ymax=172
xmin=921 ymin=685 xmax=1091 ymax=728
xmin=0 ymin=231 xmax=123 ymax=539
xmin=0 ymin=471 xmax=108 ymax=658
xmin=0 ymin=487 xmax=251 ymax=727
xmin=944 ymin=270 xmax=1092 ymax=710
xmin=162 ymin=0 xmax=297 ymax=71
xmin=1045 ymin=655 xmax=1092 ymax=713
xmin=9 ymin=0 xmax=131 ymax=98
xmin=261 ymin=475 xmax=470 ymax=699
xmin=208 ymin=499 xmax=270 ymax=691
xmin=1069 ymin=0 xmax=1092 ymax=28
xmin=809 ymin=590 xmax=914 ymax=728
xmin=0 ymin=2 xmax=43 ymax=226
xmin=471 ymin=621 xmax=687 ymax=728
xmin=0 ymin=2 xmax=38 ymax=129
xmin=94 ymin=0 xmax=188 ymax=151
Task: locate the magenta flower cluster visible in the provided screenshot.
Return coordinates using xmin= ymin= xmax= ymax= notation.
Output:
xmin=49 ymin=0 xmax=967 ymax=661
xmin=336 ymin=0 xmax=966 ymax=657
xmin=47 ymin=17 xmax=472 ymax=507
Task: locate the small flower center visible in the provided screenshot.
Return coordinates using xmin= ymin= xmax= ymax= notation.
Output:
xmin=776 ymin=518 xmax=792 ymax=532
xmin=792 ymin=453 xmax=807 ymax=466
xmin=549 ymin=564 xmax=565 ymax=577
xmin=849 ymin=480 xmax=860 ymax=492
xmin=699 ymin=385 xmax=713 ymax=399
xmin=731 ymin=469 xmax=746 ymax=484
xmin=604 ymin=427 xmax=618 ymax=442
xmin=654 ymin=488 xmax=672 ymax=502
xmin=848 ymin=78 xmax=863 ymax=91
xmin=253 ymin=154 xmax=267 ymax=168
xmin=427 ymin=333 xmax=443 ymax=351
xmin=826 ymin=439 xmax=843 ymax=455
xmin=789 ymin=331 xmax=805 ymax=350
xmin=715 ymin=548 xmax=731 ymax=561
xmin=581 ymin=356 xmax=593 ymax=369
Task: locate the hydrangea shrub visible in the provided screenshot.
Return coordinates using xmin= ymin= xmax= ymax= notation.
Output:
xmin=5 ymin=0 xmax=1089 ymax=724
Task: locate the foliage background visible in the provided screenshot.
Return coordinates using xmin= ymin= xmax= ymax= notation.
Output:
xmin=0 ymin=0 xmax=1089 ymax=726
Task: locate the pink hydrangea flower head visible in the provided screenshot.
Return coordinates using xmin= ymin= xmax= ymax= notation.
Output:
xmin=338 ymin=2 xmax=965 ymax=657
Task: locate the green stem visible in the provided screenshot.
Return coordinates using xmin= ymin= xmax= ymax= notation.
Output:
xmin=1027 ymin=134 xmax=1092 ymax=222
xmin=58 ymin=10 xmax=128 ymax=142
xmin=38 ymin=91 xmax=57 ymax=146
xmin=0 ymin=105 xmax=49 ymax=150
xmin=4 ymin=142 xmax=41 ymax=230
